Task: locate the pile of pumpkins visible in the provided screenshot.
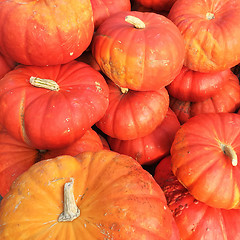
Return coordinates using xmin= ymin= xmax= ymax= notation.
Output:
xmin=0 ymin=0 xmax=240 ymax=239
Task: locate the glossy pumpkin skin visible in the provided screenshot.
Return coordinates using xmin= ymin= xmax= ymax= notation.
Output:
xmin=133 ymin=0 xmax=178 ymax=11
xmin=155 ymin=157 xmax=240 ymax=240
xmin=108 ymin=108 xmax=180 ymax=165
xmin=0 ymin=53 xmax=16 ymax=79
xmin=91 ymin=0 xmax=131 ymax=29
xmin=92 ymin=11 xmax=185 ymax=91
xmin=171 ymin=113 xmax=240 ymax=209
xmin=167 ymin=67 xmax=231 ymax=102
xmin=170 ymin=72 xmax=240 ymax=124
xmin=168 ymin=0 xmax=240 ymax=72
xmin=96 ymin=79 xmax=169 ymax=140
xmin=0 ymin=150 xmax=179 ymax=240
xmin=0 ymin=61 xmax=109 ymax=150
xmin=0 ymin=0 xmax=94 ymax=66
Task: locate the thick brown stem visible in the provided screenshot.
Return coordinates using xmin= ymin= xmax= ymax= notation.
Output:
xmin=58 ymin=178 xmax=80 ymax=222
xmin=30 ymin=76 xmax=60 ymax=91
xmin=125 ymin=15 xmax=145 ymax=29
xmin=221 ymin=143 xmax=238 ymax=167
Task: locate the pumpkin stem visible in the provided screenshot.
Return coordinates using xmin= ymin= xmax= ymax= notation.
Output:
xmin=58 ymin=178 xmax=80 ymax=222
xmin=30 ymin=76 xmax=60 ymax=91
xmin=125 ymin=15 xmax=145 ymax=29
xmin=120 ymin=87 xmax=129 ymax=94
xmin=206 ymin=12 xmax=215 ymax=20
xmin=221 ymin=143 xmax=238 ymax=167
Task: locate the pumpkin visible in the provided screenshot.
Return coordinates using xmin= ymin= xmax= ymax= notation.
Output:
xmin=96 ymin=78 xmax=169 ymax=140
xmin=0 ymin=61 xmax=109 ymax=149
xmin=108 ymin=108 xmax=180 ymax=165
xmin=92 ymin=11 xmax=185 ymax=91
xmin=133 ymin=0 xmax=178 ymax=12
xmin=154 ymin=156 xmax=240 ymax=240
xmin=168 ymin=0 xmax=240 ymax=72
xmin=91 ymin=0 xmax=131 ymax=30
xmin=167 ymin=67 xmax=231 ymax=102
xmin=170 ymin=112 xmax=240 ymax=209
xmin=0 ymin=126 xmax=104 ymax=197
xmin=0 ymin=53 xmax=16 ymax=79
xmin=0 ymin=0 xmax=94 ymax=66
xmin=170 ymin=71 xmax=240 ymax=124
xmin=0 ymin=150 xmax=179 ymax=239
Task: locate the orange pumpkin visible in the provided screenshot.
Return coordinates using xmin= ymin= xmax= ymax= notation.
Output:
xmin=0 ymin=150 xmax=179 ymax=239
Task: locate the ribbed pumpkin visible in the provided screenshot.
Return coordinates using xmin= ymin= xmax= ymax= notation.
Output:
xmin=0 ymin=61 xmax=109 ymax=149
xmin=154 ymin=156 xmax=240 ymax=240
xmin=168 ymin=0 xmax=240 ymax=72
xmin=170 ymin=112 xmax=240 ymax=209
xmin=0 ymin=0 xmax=94 ymax=66
xmin=92 ymin=10 xmax=185 ymax=91
xmin=0 ymin=53 xmax=16 ymax=79
xmin=0 ymin=150 xmax=179 ymax=239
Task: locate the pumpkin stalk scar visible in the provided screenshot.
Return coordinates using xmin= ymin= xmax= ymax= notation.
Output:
xmin=58 ymin=178 xmax=80 ymax=222
xmin=220 ymin=143 xmax=238 ymax=167
xmin=30 ymin=76 xmax=60 ymax=91
xmin=125 ymin=15 xmax=145 ymax=29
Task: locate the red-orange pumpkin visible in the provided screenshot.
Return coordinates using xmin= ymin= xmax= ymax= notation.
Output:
xmin=0 ymin=0 xmax=94 ymax=66
xmin=0 ymin=150 xmax=179 ymax=239
xmin=0 ymin=61 xmax=109 ymax=149
xmin=0 ymin=53 xmax=16 ymax=79
xmin=133 ymin=0 xmax=178 ymax=11
xmin=168 ymin=0 xmax=240 ymax=72
xmin=96 ymin=78 xmax=169 ymax=140
xmin=92 ymin=11 xmax=185 ymax=91
xmin=167 ymin=67 xmax=231 ymax=102
xmin=170 ymin=112 xmax=240 ymax=209
xmin=154 ymin=156 xmax=240 ymax=240
xmin=170 ymin=71 xmax=240 ymax=124
xmin=108 ymin=108 xmax=180 ymax=165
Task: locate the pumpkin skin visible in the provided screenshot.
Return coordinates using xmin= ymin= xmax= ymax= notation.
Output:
xmin=154 ymin=156 xmax=240 ymax=240
xmin=0 ymin=150 xmax=179 ymax=240
xmin=170 ymin=112 xmax=240 ymax=209
xmin=167 ymin=67 xmax=231 ymax=102
xmin=0 ymin=0 xmax=94 ymax=66
xmin=108 ymin=108 xmax=180 ymax=165
xmin=96 ymin=79 xmax=169 ymax=140
xmin=170 ymin=72 xmax=240 ymax=124
xmin=0 ymin=61 xmax=109 ymax=149
xmin=0 ymin=127 xmax=104 ymax=197
xmin=91 ymin=0 xmax=131 ymax=30
xmin=0 ymin=127 xmax=39 ymax=197
xmin=43 ymin=128 xmax=104 ymax=159
xmin=168 ymin=0 xmax=240 ymax=72
xmin=92 ymin=11 xmax=185 ymax=91
xmin=133 ymin=0 xmax=178 ymax=11
xmin=0 ymin=53 xmax=16 ymax=79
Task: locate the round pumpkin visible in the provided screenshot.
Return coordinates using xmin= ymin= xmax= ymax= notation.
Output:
xmin=96 ymin=78 xmax=169 ymax=140
xmin=0 ymin=61 xmax=109 ymax=149
xmin=0 ymin=150 xmax=179 ymax=239
xmin=0 ymin=0 xmax=94 ymax=66
xmin=154 ymin=156 xmax=240 ymax=240
xmin=108 ymin=108 xmax=180 ymax=165
xmin=167 ymin=67 xmax=231 ymax=102
xmin=92 ymin=10 xmax=185 ymax=91
xmin=91 ymin=0 xmax=131 ymax=30
xmin=170 ymin=71 xmax=240 ymax=124
xmin=168 ymin=0 xmax=240 ymax=72
xmin=170 ymin=112 xmax=240 ymax=209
